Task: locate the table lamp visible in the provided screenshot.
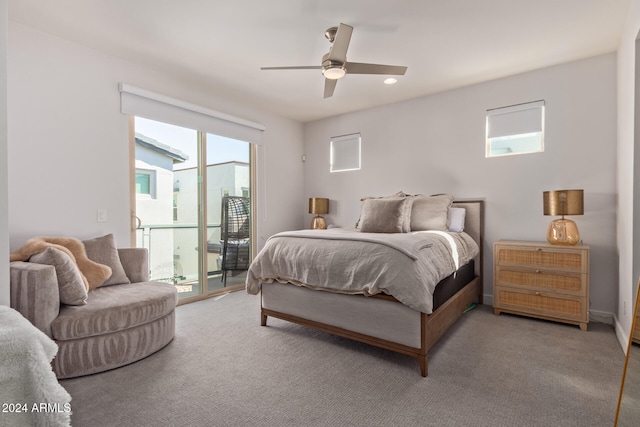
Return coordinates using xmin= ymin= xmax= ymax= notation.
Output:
xmin=309 ymin=198 xmax=329 ymax=229
xmin=543 ymin=189 xmax=584 ymax=245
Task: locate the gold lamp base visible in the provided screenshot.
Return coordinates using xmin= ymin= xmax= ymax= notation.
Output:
xmin=310 ymin=215 xmax=327 ymax=230
xmin=547 ymin=218 xmax=580 ymax=246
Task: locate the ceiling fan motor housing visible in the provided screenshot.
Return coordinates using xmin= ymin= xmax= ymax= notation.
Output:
xmin=321 ymin=53 xmax=346 ymax=79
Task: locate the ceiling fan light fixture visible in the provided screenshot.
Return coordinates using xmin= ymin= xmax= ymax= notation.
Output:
xmin=260 ymin=23 xmax=407 ymax=98
xmin=384 ymin=77 xmax=398 ymax=85
xmin=322 ymin=66 xmax=346 ymax=80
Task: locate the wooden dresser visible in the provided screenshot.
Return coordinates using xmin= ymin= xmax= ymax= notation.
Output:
xmin=493 ymin=240 xmax=589 ymax=331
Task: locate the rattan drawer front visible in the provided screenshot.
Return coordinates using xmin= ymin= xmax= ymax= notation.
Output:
xmin=495 ymin=267 xmax=585 ymax=295
xmin=496 ymin=288 xmax=586 ymax=322
xmin=496 ymin=247 xmax=585 ymax=272
xmin=493 ymin=241 xmax=590 ymax=330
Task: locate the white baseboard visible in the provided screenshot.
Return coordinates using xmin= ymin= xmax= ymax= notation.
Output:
xmin=589 ymin=309 xmax=614 ymax=325
xmin=614 ymin=315 xmax=630 ymax=355
xmin=483 ymin=294 xmax=493 ymax=306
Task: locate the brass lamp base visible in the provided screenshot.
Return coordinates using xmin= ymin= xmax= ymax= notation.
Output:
xmin=310 ymin=215 xmax=327 ymax=230
xmin=547 ymin=218 xmax=580 ymax=246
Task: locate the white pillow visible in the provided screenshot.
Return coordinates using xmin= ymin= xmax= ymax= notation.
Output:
xmin=448 ymin=207 xmax=466 ymax=233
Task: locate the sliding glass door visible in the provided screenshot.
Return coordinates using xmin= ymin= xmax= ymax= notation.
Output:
xmin=132 ymin=117 xmax=252 ymax=301
xmin=204 ymin=132 xmax=251 ymax=293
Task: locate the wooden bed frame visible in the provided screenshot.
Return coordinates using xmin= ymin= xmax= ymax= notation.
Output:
xmin=260 ymin=200 xmax=484 ymax=377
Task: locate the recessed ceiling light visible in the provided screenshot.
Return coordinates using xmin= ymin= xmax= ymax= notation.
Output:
xmin=384 ymin=78 xmax=398 ymax=85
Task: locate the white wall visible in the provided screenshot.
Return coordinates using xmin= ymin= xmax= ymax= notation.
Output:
xmin=616 ymin=0 xmax=640 ymax=348
xmin=0 ymin=0 xmax=8 ymax=306
xmin=4 ymin=23 xmax=305 ymax=299
xmin=304 ymin=54 xmax=618 ymax=315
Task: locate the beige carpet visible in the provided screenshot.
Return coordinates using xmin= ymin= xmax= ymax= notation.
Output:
xmin=60 ymin=291 xmax=625 ymax=426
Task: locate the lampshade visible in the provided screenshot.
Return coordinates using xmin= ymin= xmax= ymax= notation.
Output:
xmin=309 ymin=198 xmax=329 ymax=215
xmin=309 ymin=198 xmax=329 ymax=230
xmin=543 ymin=189 xmax=584 ymax=246
xmin=543 ymin=190 xmax=584 ymax=216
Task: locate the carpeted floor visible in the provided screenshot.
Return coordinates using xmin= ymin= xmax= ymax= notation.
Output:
xmin=60 ymin=291 xmax=625 ymax=427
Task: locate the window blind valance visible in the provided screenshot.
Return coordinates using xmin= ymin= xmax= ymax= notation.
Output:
xmin=487 ymin=100 xmax=544 ymax=139
xmin=119 ymin=83 xmax=265 ymax=145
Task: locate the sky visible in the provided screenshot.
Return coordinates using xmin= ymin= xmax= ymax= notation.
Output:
xmin=135 ymin=117 xmax=250 ymax=170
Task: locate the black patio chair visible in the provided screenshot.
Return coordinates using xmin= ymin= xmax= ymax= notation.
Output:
xmin=220 ymin=196 xmax=250 ymax=286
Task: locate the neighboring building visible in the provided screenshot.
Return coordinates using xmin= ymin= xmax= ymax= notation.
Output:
xmin=173 ymin=161 xmax=249 ymax=279
xmin=134 ymin=133 xmax=189 ymax=282
xmin=134 ymin=133 xmax=249 ymax=285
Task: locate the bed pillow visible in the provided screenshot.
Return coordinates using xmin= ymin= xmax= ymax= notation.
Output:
xmin=30 ymin=247 xmax=88 ymax=305
xmin=356 ymin=192 xmax=411 ymax=231
xmin=83 ymin=234 xmax=131 ymax=288
xmin=448 ymin=207 xmax=466 ymax=233
xmin=358 ymin=197 xmax=412 ymax=233
xmin=410 ymin=194 xmax=454 ymax=231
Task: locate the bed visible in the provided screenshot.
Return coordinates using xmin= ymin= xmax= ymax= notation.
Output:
xmin=246 ymin=196 xmax=483 ymax=376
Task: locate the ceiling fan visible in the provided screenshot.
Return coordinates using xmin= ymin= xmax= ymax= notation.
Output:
xmin=260 ymin=23 xmax=408 ymax=98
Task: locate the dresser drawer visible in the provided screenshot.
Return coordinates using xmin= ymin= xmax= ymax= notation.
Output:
xmin=495 ymin=266 xmax=586 ymax=296
xmin=493 ymin=241 xmax=590 ymax=330
xmin=495 ymin=286 xmax=587 ymax=323
xmin=495 ymin=245 xmax=587 ymax=273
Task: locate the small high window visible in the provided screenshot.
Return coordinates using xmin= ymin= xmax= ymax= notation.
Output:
xmin=330 ymin=133 xmax=361 ymax=172
xmin=486 ymin=100 xmax=544 ymax=157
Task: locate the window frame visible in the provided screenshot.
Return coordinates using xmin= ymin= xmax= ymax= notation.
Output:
xmin=330 ymin=133 xmax=361 ymax=172
xmin=135 ymin=169 xmax=157 ymax=198
xmin=486 ymin=100 xmax=545 ymax=158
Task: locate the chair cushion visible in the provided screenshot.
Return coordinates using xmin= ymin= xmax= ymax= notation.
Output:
xmin=52 ymin=282 xmax=178 ymax=341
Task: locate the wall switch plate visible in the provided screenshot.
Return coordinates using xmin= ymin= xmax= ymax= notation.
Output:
xmin=97 ymin=209 xmax=108 ymax=222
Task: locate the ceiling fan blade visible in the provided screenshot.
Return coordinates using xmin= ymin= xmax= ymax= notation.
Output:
xmin=324 ymin=78 xmax=337 ymax=98
xmin=261 ymin=66 xmax=322 ymax=70
xmin=328 ymin=23 xmax=353 ymax=63
xmin=345 ymin=62 xmax=407 ymax=75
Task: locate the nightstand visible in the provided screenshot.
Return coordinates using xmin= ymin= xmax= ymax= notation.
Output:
xmin=493 ymin=240 xmax=589 ymax=331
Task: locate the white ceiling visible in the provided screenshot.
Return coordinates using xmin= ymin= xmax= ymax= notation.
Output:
xmin=8 ymin=0 xmax=631 ymax=122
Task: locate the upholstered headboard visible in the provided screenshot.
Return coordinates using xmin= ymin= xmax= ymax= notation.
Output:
xmin=453 ymin=199 xmax=484 ymax=302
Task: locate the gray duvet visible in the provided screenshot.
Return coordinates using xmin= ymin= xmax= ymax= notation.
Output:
xmin=246 ymin=228 xmax=479 ymax=314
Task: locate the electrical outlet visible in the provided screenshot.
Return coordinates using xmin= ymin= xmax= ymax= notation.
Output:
xmin=97 ymin=209 xmax=108 ymax=223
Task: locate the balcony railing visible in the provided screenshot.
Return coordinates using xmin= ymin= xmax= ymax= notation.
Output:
xmin=136 ymin=223 xmax=222 ymax=288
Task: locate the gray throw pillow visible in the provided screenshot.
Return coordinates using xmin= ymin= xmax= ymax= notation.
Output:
xmin=83 ymin=234 xmax=131 ymax=287
xmin=30 ymin=247 xmax=88 ymax=305
xmin=357 ymin=192 xmax=412 ymax=232
xmin=410 ymin=194 xmax=454 ymax=231
xmin=358 ymin=197 xmax=412 ymax=233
